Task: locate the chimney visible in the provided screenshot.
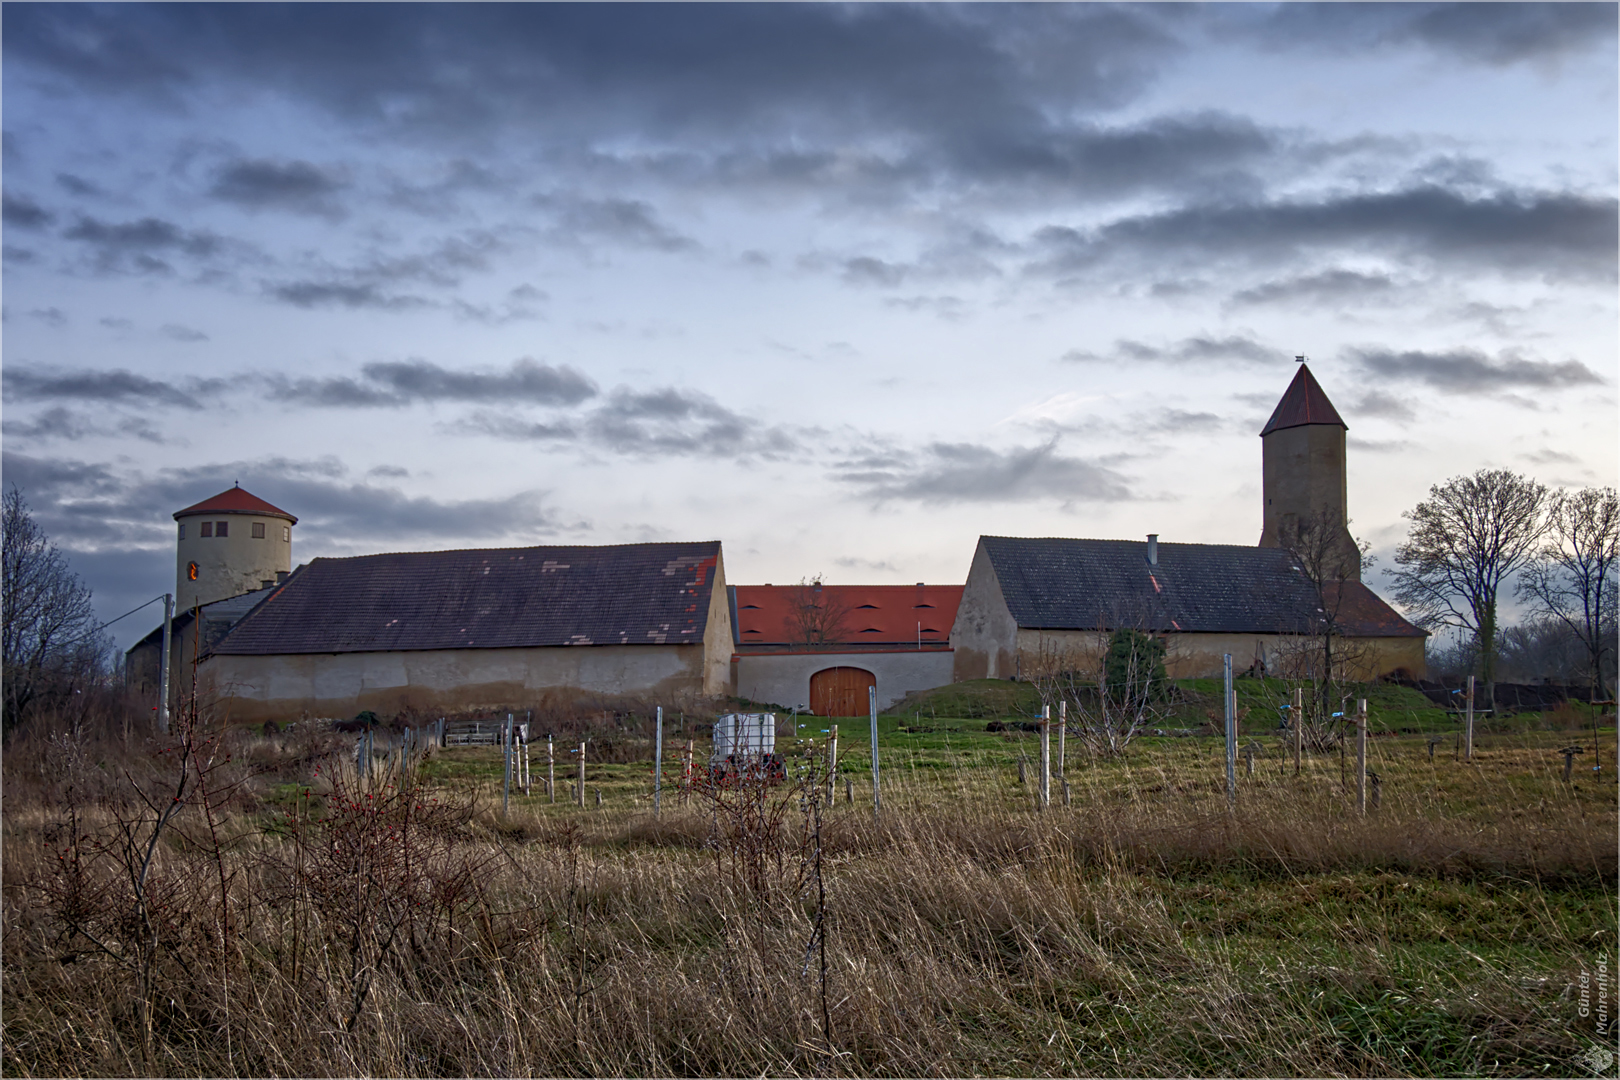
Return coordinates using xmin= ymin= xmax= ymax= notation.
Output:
xmin=260 ymin=579 xmax=274 ymax=590
xmin=1147 ymin=534 xmax=1159 ymax=566
xmin=276 ymin=570 xmax=289 ymax=583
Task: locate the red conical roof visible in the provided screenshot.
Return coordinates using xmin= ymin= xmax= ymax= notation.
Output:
xmin=173 ymin=485 xmax=297 ymax=523
xmin=1259 ymin=364 xmax=1346 ymax=436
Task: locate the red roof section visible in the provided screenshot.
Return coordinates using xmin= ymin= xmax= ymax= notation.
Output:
xmin=174 ymin=486 xmax=298 ymax=524
xmin=1259 ymin=364 xmax=1347 ymax=436
xmin=733 ymin=583 xmax=963 ymax=647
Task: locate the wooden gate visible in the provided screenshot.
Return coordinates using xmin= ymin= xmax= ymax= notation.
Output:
xmin=810 ymin=666 xmax=876 ymax=717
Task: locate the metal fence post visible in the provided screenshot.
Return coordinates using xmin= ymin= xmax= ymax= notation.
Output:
xmin=869 ymin=686 xmax=880 ymax=819
xmin=655 ymin=705 xmax=663 ymax=818
xmin=1039 ymin=704 xmax=1051 ymax=810
xmin=1356 ymin=698 xmax=1368 ymax=814
xmin=1224 ymin=654 xmax=1236 ymax=808
xmin=1465 ymin=675 xmax=1475 ymax=761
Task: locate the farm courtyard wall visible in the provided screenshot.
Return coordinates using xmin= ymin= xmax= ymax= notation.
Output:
xmin=733 ymin=649 xmax=956 ymax=713
xmin=199 ymin=643 xmax=713 ymax=723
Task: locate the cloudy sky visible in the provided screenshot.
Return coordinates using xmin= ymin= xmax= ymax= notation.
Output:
xmin=3 ymin=3 xmax=1616 ymax=650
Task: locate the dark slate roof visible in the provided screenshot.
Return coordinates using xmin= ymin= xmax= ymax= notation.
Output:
xmin=979 ymin=536 xmax=1423 ymax=637
xmin=126 ymin=584 xmax=280 ymax=655
xmin=1260 ymin=364 xmax=1347 ymax=436
xmin=211 ymin=542 xmax=722 ymax=655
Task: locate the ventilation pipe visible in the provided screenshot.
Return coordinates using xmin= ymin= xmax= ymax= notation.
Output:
xmin=1147 ymin=534 xmax=1159 ymax=566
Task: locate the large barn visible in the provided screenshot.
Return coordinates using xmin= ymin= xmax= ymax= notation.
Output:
xmin=949 ymin=365 xmax=1426 ymax=682
xmin=193 ymin=540 xmax=731 ymax=722
xmin=729 ymin=582 xmax=963 ymax=714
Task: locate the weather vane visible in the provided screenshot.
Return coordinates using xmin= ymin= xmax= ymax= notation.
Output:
xmin=1294 ymin=355 xmax=1307 ymax=364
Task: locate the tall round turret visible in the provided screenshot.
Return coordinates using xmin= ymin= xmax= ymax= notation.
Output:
xmin=174 ymin=485 xmax=297 ymax=610
xmin=1258 ymin=365 xmax=1359 ymax=581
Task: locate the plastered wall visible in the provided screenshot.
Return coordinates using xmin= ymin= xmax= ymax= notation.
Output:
xmin=734 ymin=649 xmax=956 ymax=712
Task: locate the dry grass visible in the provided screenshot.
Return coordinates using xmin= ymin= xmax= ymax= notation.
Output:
xmin=3 ymin=714 xmax=1616 ymax=1077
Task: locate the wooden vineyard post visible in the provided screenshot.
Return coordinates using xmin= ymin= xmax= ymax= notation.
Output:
xmin=1223 ymin=654 xmax=1236 ymax=808
xmin=869 ymin=686 xmax=881 ymax=819
xmin=1355 ymin=699 xmax=1368 ymax=815
xmin=654 ymin=705 xmax=664 ymax=818
xmin=827 ymin=724 xmax=839 ymax=806
xmin=1039 ymin=705 xmax=1051 ymax=810
xmin=684 ymin=740 xmax=694 ymax=801
xmin=547 ymin=734 xmax=556 ymax=803
xmin=523 ymin=729 xmax=531 ymax=796
xmin=577 ymin=741 xmax=586 ymax=807
xmin=1293 ymin=687 xmax=1303 ymax=776
xmin=1465 ymin=675 xmax=1475 ymax=762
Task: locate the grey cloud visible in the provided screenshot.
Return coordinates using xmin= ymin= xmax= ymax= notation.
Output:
xmin=160 ymin=323 xmax=208 ymax=342
xmin=1032 ymin=187 xmax=1618 ymax=282
xmin=62 ymin=214 xmax=226 ymax=275
xmin=1063 ymin=333 xmax=1286 ymax=367
xmin=548 ymin=197 xmax=699 ymax=254
xmin=842 ymin=257 xmax=907 ymax=288
xmin=210 ymin=157 xmax=347 ymax=216
xmin=55 ymin=172 xmax=102 ymax=197
xmin=267 ymin=357 xmax=598 ymax=409
xmin=1140 ymin=408 xmax=1223 ymax=434
xmin=2 ymin=193 xmax=53 ymax=229
xmin=1 ymin=450 xmax=566 ymax=558
xmin=267 ymin=281 xmax=429 ymax=310
xmin=1346 ymin=390 xmax=1417 ymax=423
xmin=839 ymin=439 xmax=1133 ymax=505
xmin=1229 ymin=269 xmax=1400 ymax=307
xmin=1346 ymin=437 xmax=1415 ymax=454
xmin=450 ymin=412 xmax=581 ymax=443
xmin=4 ymin=365 xmax=227 ymax=410
xmin=367 ymin=464 xmax=410 ymax=478
xmin=1348 ymin=346 xmax=1604 ymax=394
xmin=1239 ymin=3 xmax=1617 ymax=67
xmin=585 ymin=387 xmax=795 ymax=458
xmin=99 ymin=317 xmax=134 ymax=330
xmin=28 ymin=307 xmax=68 ymax=327
xmin=3 ymin=245 xmax=38 ymax=264
xmin=1521 ymin=448 xmax=1581 ymax=466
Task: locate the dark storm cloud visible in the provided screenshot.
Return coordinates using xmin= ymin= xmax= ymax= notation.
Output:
xmin=1348 ymin=347 xmax=1604 ymax=393
xmin=62 ymin=214 xmax=228 ymax=275
xmin=267 ymin=358 xmax=598 ymax=409
xmin=2 ymin=193 xmax=53 ymax=229
xmin=4 ymin=407 xmax=170 ymax=444
xmin=1228 ymin=269 xmax=1401 ymax=307
xmin=4 ymin=365 xmax=227 ymax=410
xmin=209 ymin=157 xmax=347 ymax=217
xmin=1241 ymin=3 xmax=1617 ymax=66
xmin=1031 ymin=187 xmax=1618 ymax=282
xmin=1062 ymin=333 xmax=1286 ymax=366
xmin=837 ymin=440 xmax=1133 ymax=505
xmin=2 ymin=6 xmax=1175 ymax=144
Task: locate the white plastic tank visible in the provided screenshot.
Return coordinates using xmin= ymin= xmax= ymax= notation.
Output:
xmin=712 ymin=713 xmax=776 ymax=759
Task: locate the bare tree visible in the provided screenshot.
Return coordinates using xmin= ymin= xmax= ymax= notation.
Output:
xmin=3 ymin=487 xmax=111 ymax=733
xmin=1391 ymin=469 xmax=1550 ymax=709
xmin=1517 ymin=486 xmax=1619 ymax=700
xmin=1273 ymin=507 xmax=1377 ymax=721
xmin=1032 ymin=626 xmax=1172 ymax=757
xmin=786 ymin=575 xmax=854 ymax=650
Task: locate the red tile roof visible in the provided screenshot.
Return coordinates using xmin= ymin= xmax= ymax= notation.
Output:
xmin=1259 ymin=364 xmax=1346 ymax=436
xmin=174 ymin=485 xmax=298 ymax=523
xmin=731 ymin=583 xmax=963 ymax=647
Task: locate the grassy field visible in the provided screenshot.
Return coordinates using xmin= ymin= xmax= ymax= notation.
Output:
xmin=3 ymin=680 xmax=1616 ymax=1077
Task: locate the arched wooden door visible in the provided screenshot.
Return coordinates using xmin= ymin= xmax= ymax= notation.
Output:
xmin=810 ymin=666 xmax=876 ymax=717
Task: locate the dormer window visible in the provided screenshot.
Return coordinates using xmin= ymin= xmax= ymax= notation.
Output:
xmin=914 ymin=603 xmax=935 ymax=608
xmin=857 ymin=604 xmax=879 ymax=609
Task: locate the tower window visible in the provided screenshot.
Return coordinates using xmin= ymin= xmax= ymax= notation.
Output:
xmin=215 ymin=521 xmax=228 ymax=537
xmin=282 ymin=526 xmax=290 ymax=542
xmin=178 ymin=523 xmax=186 ymax=540
xmin=200 ymin=522 xmax=213 ymax=538
xmin=251 ymin=522 xmax=266 ymax=539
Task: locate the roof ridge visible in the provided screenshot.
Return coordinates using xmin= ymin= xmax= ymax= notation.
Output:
xmin=302 ymin=539 xmax=722 ymax=563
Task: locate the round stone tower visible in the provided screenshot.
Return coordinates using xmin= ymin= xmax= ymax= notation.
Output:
xmin=1257 ymin=364 xmax=1360 ymax=581
xmin=173 ymin=485 xmax=297 ymax=611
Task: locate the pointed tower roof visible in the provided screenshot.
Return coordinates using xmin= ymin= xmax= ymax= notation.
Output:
xmin=1259 ymin=364 xmax=1347 ymax=436
xmin=173 ymin=485 xmax=297 ymax=523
